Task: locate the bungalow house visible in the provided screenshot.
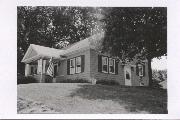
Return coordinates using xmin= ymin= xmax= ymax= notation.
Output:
xmin=21 ymin=32 xmax=149 ymax=86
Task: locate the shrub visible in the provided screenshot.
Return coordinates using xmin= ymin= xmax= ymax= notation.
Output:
xmin=58 ymin=79 xmax=89 ymax=83
xmin=96 ymin=79 xmax=119 ymax=86
xmin=152 ymin=69 xmax=167 ymax=89
xmin=152 ymin=69 xmax=167 ymax=82
xmin=17 ymin=75 xmax=37 ymax=84
xmin=151 ymin=78 xmax=163 ymax=89
xmin=45 ymin=75 xmax=53 ymax=83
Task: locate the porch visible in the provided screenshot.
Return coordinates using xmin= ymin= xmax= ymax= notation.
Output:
xmin=24 ymin=58 xmax=58 ymax=83
xmin=21 ymin=44 xmax=66 ymax=83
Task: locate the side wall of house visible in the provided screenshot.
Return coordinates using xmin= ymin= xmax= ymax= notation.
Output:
xmin=89 ymin=49 xmax=125 ymax=85
xmin=131 ymin=61 xmax=149 ymax=86
xmin=55 ymin=48 xmax=91 ymax=82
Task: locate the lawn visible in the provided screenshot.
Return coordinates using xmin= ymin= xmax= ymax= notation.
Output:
xmin=17 ymin=83 xmax=167 ymax=114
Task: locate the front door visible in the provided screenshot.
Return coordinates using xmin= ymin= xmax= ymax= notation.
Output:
xmin=124 ymin=66 xmax=132 ymax=86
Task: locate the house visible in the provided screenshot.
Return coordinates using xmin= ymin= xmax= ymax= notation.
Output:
xmin=21 ymin=32 xmax=149 ymax=86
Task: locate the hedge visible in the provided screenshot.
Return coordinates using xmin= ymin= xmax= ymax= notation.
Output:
xmin=17 ymin=75 xmax=37 ymax=84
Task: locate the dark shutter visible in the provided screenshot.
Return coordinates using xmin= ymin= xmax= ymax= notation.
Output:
xmin=136 ymin=64 xmax=139 ymax=76
xmin=107 ymin=57 xmax=109 ymax=73
xmin=143 ymin=64 xmax=145 ymax=76
xmin=115 ymin=60 xmax=118 ymax=75
xmin=98 ymin=55 xmax=102 ymax=72
xmin=81 ymin=55 xmax=85 ymax=73
xmin=67 ymin=59 xmax=70 ymax=75
xmin=74 ymin=58 xmax=76 ymax=73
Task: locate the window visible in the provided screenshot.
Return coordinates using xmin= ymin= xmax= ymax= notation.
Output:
xmin=138 ymin=65 xmax=143 ymax=76
xmin=98 ymin=55 xmax=118 ymax=74
xmin=126 ymin=71 xmax=130 ymax=79
xmin=70 ymin=58 xmax=75 ymax=74
xmin=54 ymin=64 xmax=58 ymax=77
xmin=75 ymin=56 xmax=81 ymax=73
xmin=109 ymin=58 xmax=115 ymax=74
xmin=102 ymin=56 xmax=108 ymax=73
xmin=68 ymin=56 xmax=84 ymax=75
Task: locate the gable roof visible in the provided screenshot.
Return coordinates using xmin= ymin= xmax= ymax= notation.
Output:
xmin=21 ymin=44 xmax=64 ymax=63
xmin=32 ymin=44 xmax=64 ymax=57
xmin=21 ymin=32 xmax=105 ymax=63
xmin=62 ymin=32 xmax=104 ymax=54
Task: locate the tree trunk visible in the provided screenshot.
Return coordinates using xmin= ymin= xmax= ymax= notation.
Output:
xmin=147 ymin=58 xmax=153 ymax=87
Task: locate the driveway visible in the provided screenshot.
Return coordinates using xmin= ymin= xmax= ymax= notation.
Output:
xmin=17 ymin=83 xmax=167 ymax=114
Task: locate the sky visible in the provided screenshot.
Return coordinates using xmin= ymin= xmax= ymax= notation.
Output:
xmin=151 ymin=56 xmax=167 ymax=70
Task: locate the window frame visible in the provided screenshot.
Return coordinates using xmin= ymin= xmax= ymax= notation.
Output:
xmin=75 ymin=56 xmax=81 ymax=73
xmin=138 ymin=64 xmax=143 ymax=77
xmin=70 ymin=58 xmax=75 ymax=75
xmin=102 ymin=56 xmax=109 ymax=73
xmin=109 ymin=58 xmax=115 ymax=74
xmin=69 ymin=56 xmax=82 ymax=75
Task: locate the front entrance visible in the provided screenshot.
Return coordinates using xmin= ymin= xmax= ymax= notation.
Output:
xmin=124 ymin=66 xmax=132 ymax=86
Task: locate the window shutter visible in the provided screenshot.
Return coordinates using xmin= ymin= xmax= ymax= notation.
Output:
xmin=98 ymin=55 xmax=102 ymax=72
xmin=136 ymin=64 xmax=139 ymax=76
xmin=67 ymin=59 xmax=70 ymax=75
xmin=81 ymin=55 xmax=85 ymax=73
xmin=143 ymin=64 xmax=145 ymax=76
xmin=115 ymin=60 xmax=118 ymax=75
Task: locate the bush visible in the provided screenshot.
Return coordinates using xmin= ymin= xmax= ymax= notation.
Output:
xmin=96 ymin=79 xmax=119 ymax=86
xmin=17 ymin=75 xmax=37 ymax=84
xmin=151 ymin=79 xmax=163 ymax=89
xmin=45 ymin=75 xmax=53 ymax=83
xmin=152 ymin=69 xmax=167 ymax=82
xmin=152 ymin=69 xmax=167 ymax=89
xmin=58 ymin=79 xmax=89 ymax=83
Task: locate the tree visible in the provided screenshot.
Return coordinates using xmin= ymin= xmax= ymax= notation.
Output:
xmin=102 ymin=7 xmax=167 ymax=86
xmin=18 ymin=6 xmax=55 ymax=74
xmin=17 ymin=6 xmax=101 ymax=74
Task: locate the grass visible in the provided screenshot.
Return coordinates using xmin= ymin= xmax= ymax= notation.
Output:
xmin=18 ymin=97 xmax=57 ymax=113
xmin=70 ymin=84 xmax=167 ymax=114
xmin=18 ymin=83 xmax=167 ymax=114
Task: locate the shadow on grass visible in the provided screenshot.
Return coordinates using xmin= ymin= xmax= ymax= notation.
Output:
xmin=70 ymin=84 xmax=167 ymax=114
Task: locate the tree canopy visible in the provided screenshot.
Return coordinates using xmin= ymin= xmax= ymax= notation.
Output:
xmin=17 ymin=6 xmax=101 ymax=74
xmin=101 ymin=7 xmax=167 ymax=86
xmin=102 ymin=7 xmax=167 ymax=61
